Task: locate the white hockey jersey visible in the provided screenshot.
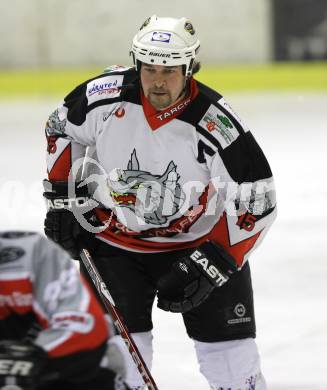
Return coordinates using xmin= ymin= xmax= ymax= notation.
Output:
xmin=45 ymin=66 xmax=276 ymax=267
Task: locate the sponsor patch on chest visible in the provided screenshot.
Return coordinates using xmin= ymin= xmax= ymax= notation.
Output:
xmin=86 ymin=75 xmax=124 ymax=104
xmin=198 ymin=104 xmax=239 ymax=149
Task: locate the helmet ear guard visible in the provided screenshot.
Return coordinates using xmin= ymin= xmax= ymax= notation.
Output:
xmin=130 ymin=15 xmax=200 ymax=77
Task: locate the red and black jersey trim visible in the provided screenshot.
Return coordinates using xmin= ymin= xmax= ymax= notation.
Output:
xmin=47 ymin=142 xmax=72 ymax=181
xmin=208 ymin=212 xmax=263 ymax=267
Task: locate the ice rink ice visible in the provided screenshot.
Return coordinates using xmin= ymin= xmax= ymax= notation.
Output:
xmin=1 ymin=92 xmax=326 ymax=389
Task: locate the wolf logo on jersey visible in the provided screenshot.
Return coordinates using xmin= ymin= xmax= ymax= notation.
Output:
xmin=45 ymin=109 xmax=66 ymax=136
xmin=107 ymin=149 xmax=185 ymax=225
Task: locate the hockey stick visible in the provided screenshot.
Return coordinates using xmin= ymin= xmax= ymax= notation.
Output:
xmin=80 ymin=248 xmax=159 ymax=390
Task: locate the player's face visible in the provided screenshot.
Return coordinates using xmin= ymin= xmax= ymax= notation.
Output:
xmin=140 ymin=64 xmax=186 ymax=110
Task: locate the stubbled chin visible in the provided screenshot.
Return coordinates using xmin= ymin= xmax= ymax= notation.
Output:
xmin=149 ymin=96 xmax=171 ymax=110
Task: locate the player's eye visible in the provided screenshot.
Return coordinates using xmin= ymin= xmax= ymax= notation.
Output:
xmin=144 ymin=67 xmax=155 ymax=73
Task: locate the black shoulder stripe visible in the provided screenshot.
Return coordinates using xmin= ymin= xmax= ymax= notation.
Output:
xmin=86 ymin=97 xmax=122 ymax=114
xmin=171 ymin=79 xmax=224 ymax=127
xmin=218 ymin=131 xmax=273 ymax=183
xmin=196 ymin=80 xmax=223 ymax=102
xmin=177 ymin=91 xmax=211 ymax=127
xmin=64 ymin=84 xmax=88 ymax=126
xmin=120 ymin=78 xmax=142 ymax=106
xmin=196 ymin=125 xmax=222 ymax=152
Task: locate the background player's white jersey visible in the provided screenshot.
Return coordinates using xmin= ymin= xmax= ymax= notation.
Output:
xmin=0 ymin=231 xmax=108 ymax=358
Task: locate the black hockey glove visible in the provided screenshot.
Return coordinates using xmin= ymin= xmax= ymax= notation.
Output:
xmin=43 ymin=179 xmax=95 ymax=260
xmin=0 ymin=340 xmax=47 ymax=390
xmin=157 ymin=241 xmax=238 ymax=313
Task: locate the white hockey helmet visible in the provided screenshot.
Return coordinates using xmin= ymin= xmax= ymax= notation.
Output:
xmin=130 ymin=15 xmax=200 ymax=77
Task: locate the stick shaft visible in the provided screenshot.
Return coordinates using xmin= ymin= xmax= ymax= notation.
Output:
xmin=80 ymin=249 xmax=158 ymax=390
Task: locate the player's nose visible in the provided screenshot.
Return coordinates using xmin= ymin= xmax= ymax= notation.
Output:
xmin=153 ymin=76 xmax=166 ymax=89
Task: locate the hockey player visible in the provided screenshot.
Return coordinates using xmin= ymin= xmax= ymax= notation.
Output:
xmin=43 ymin=15 xmax=277 ymax=389
xmin=0 ymin=231 xmax=130 ymax=390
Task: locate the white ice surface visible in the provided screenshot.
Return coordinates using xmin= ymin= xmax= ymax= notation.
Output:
xmin=1 ymin=92 xmax=326 ymax=389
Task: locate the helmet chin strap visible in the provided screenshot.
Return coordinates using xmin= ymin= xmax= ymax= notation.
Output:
xmin=177 ymin=76 xmax=190 ymax=100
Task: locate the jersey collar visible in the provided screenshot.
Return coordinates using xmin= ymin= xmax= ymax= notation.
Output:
xmin=141 ymin=78 xmax=199 ymax=131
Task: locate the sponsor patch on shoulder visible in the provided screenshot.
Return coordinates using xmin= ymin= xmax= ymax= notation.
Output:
xmin=218 ymin=97 xmax=250 ymax=132
xmin=86 ymin=75 xmax=123 ymax=104
xmin=198 ymin=104 xmax=239 ymax=149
